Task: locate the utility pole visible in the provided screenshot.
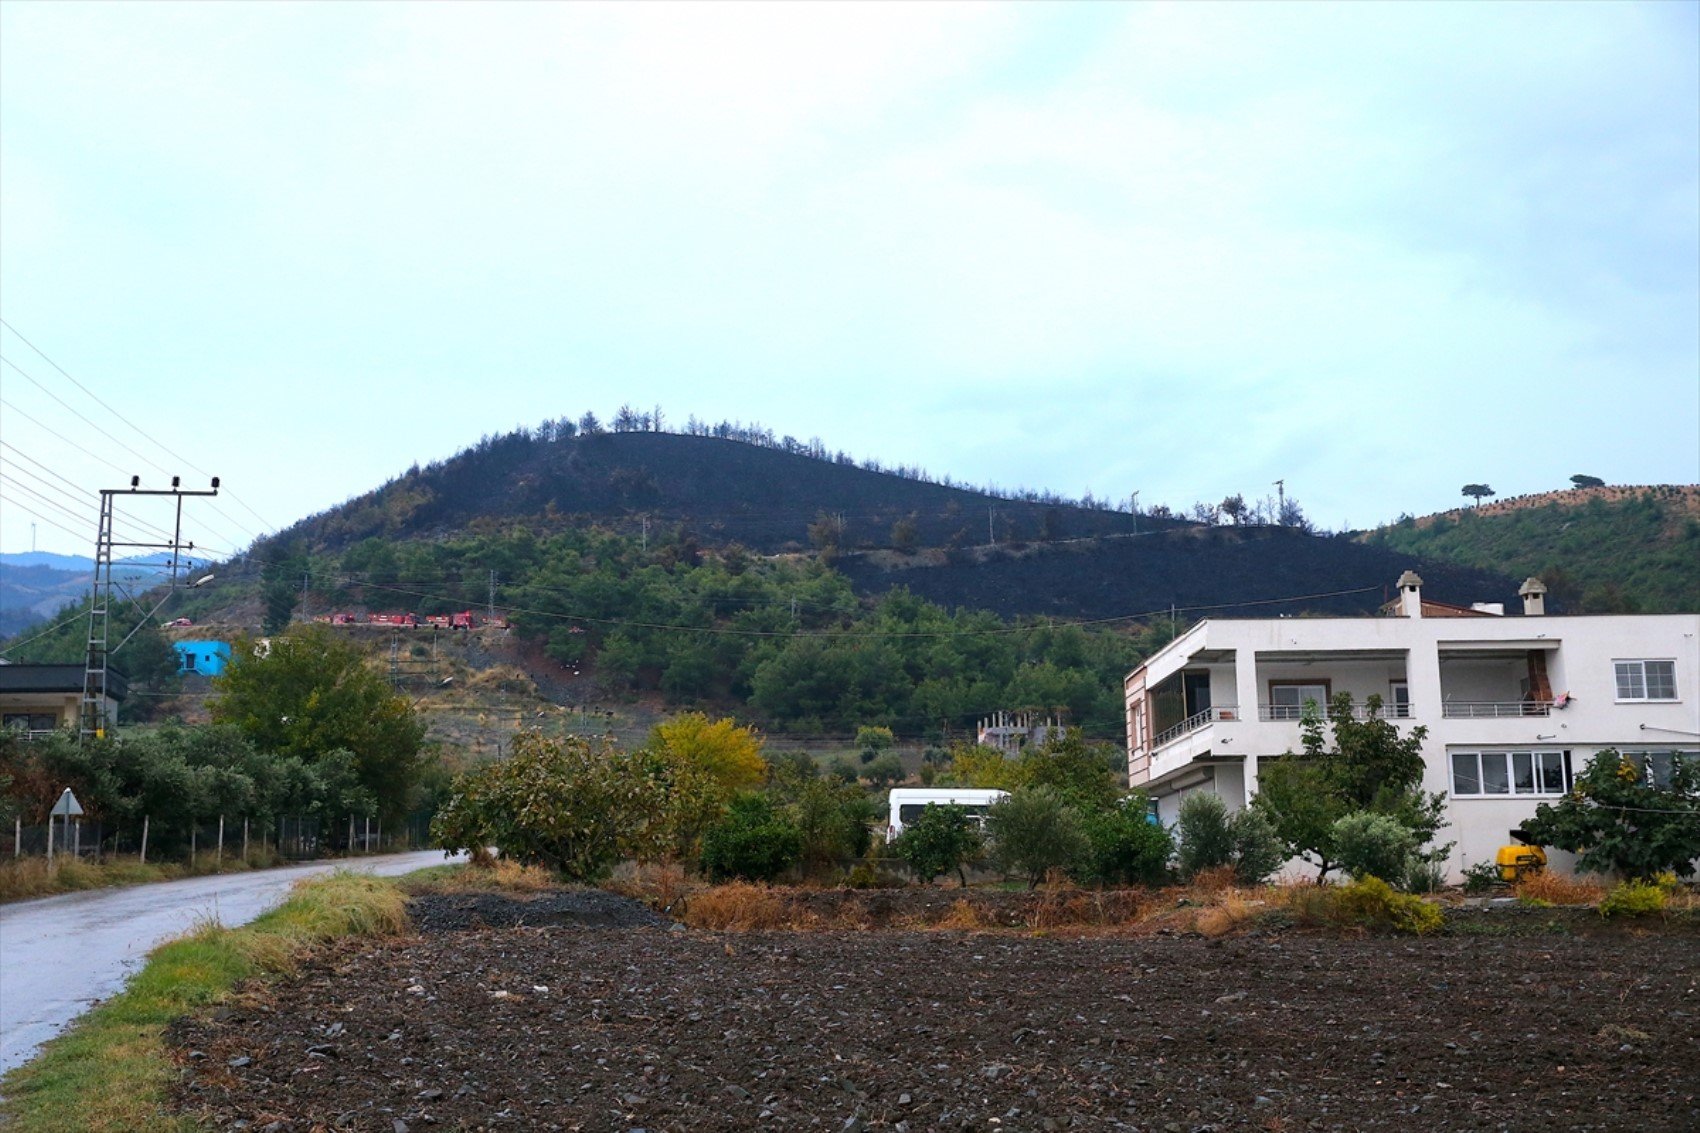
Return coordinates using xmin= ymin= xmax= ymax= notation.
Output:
xmin=83 ymin=476 xmax=219 ymax=743
xmin=301 ymin=570 xmax=311 ymax=621
xmin=487 ymin=570 xmax=497 ymax=622
xmin=988 ymin=506 xmax=996 ymax=546
xmin=1274 ymin=479 xmax=1285 ymax=524
xmin=640 ymin=516 xmax=649 ymax=553
xmin=1131 ymin=491 xmax=1140 ymax=537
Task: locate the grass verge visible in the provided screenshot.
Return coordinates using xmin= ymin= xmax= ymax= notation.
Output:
xmin=0 ymin=870 xmax=410 ymax=1133
xmin=0 ymin=852 xmax=289 ymax=904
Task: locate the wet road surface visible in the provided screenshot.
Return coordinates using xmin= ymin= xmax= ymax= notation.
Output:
xmin=0 ymin=850 xmax=456 ymax=1076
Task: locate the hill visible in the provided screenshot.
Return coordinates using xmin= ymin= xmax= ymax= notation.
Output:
xmin=1359 ymin=485 xmax=1700 ymax=613
xmin=273 ymin=429 xmax=1181 ymax=555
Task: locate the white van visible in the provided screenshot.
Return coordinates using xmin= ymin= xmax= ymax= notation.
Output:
xmin=885 ymin=788 xmax=1010 ymax=843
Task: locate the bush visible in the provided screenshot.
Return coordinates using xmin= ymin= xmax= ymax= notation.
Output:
xmin=1403 ymin=855 xmax=1449 ymax=895
xmin=862 ymin=752 xmax=905 ymax=786
xmin=1461 ymin=860 xmax=1501 ymax=895
xmin=1176 ymin=793 xmax=1234 ymax=878
xmin=1598 ymin=880 xmax=1667 ymax=918
xmin=986 ymin=787 xmax=1090 ymax=889
xmin=1079 ymin=801 xmax=1173 ymax=887
xmin=891 ymin=804 xmax=981 ymax=886
xmin=700 ymin=793 xmax=803 ymax=882
xmin=778 ymin=776 xmax=875 ymax=871
xmin=1328 ymin=876 xmax=1444 ymax=935
xmin=1331 ymin=811 xmax=1418 ymax=885
xmin=431 ymin=733 xmax=671 ymax=879
xmin=1228 ymin=806 xmax=1286 ymax=886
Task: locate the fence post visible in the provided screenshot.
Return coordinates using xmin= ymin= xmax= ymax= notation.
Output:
xmin=46 ymin=814 xmax=54 ymax=868
xmin=364 ymin=815 xmax=371 ymax=854
xmin=140 ymin=815 xmax=149 ymax=865
xmin=73 ymin=820 xmax=81 ymax=859
xmin=243 ymin=817 xmax=250 ymax=862
xmin=191 ymin=826 xmax=197 ymax=868
xmin=13 ymin=817 xmax=19 ymax=859
xmin=376 ymin=816 xmax=382 ymax=852
xmin=216 ymin=815 xmax=224 ymax=870
xmin=347 ymin=815 xmax=355 ymax=856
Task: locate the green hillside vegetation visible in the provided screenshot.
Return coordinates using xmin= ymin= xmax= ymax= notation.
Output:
xmin=1361 ymin=486 xmax=1700 ymax=613
xmin=4 ymin=524 xmax=1169 ymax=740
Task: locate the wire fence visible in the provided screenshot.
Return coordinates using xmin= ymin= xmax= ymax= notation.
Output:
xmin=3 ymin=810 xmax=437 ymax=866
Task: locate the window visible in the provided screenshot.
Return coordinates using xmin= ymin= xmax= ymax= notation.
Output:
xmin=1389 ymin=681 xmax=1411 ymax=718
xmin=182 ymin=652 xmax=197 ymax=671
xmin=1268 ymin=681 xmax=1331 ymax=721
xmin=3 ymin=713 xmax=59 ymax=732
xmin=1451 ymin=750 xmax=1569 ymax=797
xmin=1614 ymin=660 xmax=1678 ymax=702
xmin=1624 ymin=751 xmax=1697 ymax=790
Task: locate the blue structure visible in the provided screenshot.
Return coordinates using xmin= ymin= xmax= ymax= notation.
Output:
xmin=173 ymin=640 xmax=231 ymax=677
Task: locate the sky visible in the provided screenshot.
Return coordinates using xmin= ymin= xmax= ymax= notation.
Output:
xmin=2 ymin=0 xmax=1696 ymax=559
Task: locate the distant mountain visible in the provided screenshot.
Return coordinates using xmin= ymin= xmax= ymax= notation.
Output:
xmin=0 ymin=552 xmax=204 ymax=638
xmin=0 ymin=551 xmax=95 ymax=572
xmin=1358 ymin=485 xmax=1700 ymax=613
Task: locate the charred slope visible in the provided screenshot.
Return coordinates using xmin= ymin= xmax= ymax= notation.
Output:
xmin=835 ymin=526 xmax=1524 ymax=621
xmin=277 ymin=431 xmax=1182 ymax=555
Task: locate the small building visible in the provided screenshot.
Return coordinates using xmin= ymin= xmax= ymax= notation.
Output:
xmin=0 ymin=663 xmax=127 ymax=735
xmin=173 ymin=640 xmax=232 ymax=677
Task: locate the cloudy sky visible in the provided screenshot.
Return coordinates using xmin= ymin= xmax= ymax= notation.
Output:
xmin=2 ymin=1 xmax=1696 ymax=558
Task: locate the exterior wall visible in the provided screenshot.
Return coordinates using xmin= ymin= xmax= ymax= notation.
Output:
xmin=174 ymin=641 xmax=232 ymax=677
xmin=1127 ymin=609 xmax=1700 ymax=881
xmin=0 ymin=693 xmax=80 ymax=730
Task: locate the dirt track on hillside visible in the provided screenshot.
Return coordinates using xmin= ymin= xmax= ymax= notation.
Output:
xmin=173 ymin=891 xmax=1700 ymax=1133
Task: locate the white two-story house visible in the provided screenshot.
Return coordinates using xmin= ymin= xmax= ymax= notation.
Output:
xmin=1125 ymin=573 xmax=1698 ymax=878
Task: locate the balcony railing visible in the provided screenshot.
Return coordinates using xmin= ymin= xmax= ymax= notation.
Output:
xmin=1441 ymin=700 xmax=1551 ymax=719
xmin=1152 ymin=705 xmax=1240 ymax=748
xmin=1257 ymin=703 xmax=1411 ymax=722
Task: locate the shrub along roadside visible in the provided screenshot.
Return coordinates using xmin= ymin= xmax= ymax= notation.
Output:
xmin=0 ymin=871 xmax=410 ymax=1133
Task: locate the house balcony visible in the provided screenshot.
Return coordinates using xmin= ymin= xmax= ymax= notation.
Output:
xmin=1152 ymin=705 xmax=1242 ymax=748
xmin=1255 ymin=702 xmax=1410 ymax=722
xmin=1441 ymin=700 xmax=1551 ymax=719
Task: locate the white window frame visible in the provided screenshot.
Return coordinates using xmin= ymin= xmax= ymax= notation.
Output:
xmin=1613 ymin=659 xmax=1678 ymax=703
xmin=1450 ymin=750 xmax=1569 ymax=798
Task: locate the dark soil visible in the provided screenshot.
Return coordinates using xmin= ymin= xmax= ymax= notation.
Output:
xmin=175 ymin=892 xmax=1699 ymax=1133
xmin=407 ymin=891 xmax=672 ymax=935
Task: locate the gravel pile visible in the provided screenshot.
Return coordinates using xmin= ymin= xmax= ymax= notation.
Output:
xmin=176 ymin=925 xmax=1699 ymax=1132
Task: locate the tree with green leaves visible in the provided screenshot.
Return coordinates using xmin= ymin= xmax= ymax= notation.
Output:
xmin=986 ymin=786 xmax=1090 ymax=888
xmin=700 ymin=792 xmax=803 ymax=882
xmin=432 ymin=732 xmax=673 ymax=879
xmin=1253 ymin=693 xmax=1447 ymax=882
xmin=1078 ymin=798 xmax=1173 ymax=887
xmin=892 ymin=803 xmax=981 ymax=886
xmin=1461 ymin=483 xmax=1496 ymax=507
xmin=212 ymin=624 xmax=426 ymax=820
xmin=1520 ymin=749 xmax=1700 ymax=881
xmin=1569 ymin=474 xmax=1605 ymax=490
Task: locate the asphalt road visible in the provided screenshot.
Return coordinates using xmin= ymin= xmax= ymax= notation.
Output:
xmin=0 ymin=849 xmax=456 ymax=1077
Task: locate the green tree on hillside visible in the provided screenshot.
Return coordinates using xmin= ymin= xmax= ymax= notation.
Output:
xmin=1569 ymin=474 xmax=1605 ymax=489
xmin=1461 ymin=483 xmax=1496 ymax=507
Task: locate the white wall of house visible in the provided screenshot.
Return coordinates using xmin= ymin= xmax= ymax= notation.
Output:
xmin=1125 ymin=592 xmax=1699 ymax=882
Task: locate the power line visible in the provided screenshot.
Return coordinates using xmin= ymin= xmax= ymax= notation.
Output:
xmin=0 ymin=397 xmax=133 ymax=478
xmin=0 ymin=318 xmax=276 ymax=535
xmin=1 ymin=355 xmax=177 ymax=478
xmin=0 ymin=608 xmax=89 ymax=656
xmin=0 ymin=492 xmax=88 ymax=543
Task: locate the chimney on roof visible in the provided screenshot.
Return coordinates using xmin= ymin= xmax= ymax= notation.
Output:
xmin=1519 ymin=576 xmax=1547 ymax=617
xmin=1397 ymin=570 xmax=1424 ymax=618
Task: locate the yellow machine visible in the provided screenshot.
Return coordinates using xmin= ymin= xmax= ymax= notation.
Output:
xmin=1496 ymin=843 xmax=1547 ymax=882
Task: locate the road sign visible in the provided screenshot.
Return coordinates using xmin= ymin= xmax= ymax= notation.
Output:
xmin=51 ymin=788 xmax=84 ymax=817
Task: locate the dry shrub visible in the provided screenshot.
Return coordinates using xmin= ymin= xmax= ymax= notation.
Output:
xmin=1196 ymin=894 xmax=1258 ymax=938
xmin=934 ymin=898 xmax=988 ymax=931
xmin=464 ymin=665 xmax=537 ymax=695
xmin=606 ymin=861 xmax=691 ymax=910
xmin=1029 ymin=888 xmax=1150 ymax=931
xmin=1515 ymin=872 xmax=1605 ymax=907
xmin=1189 ymin=865 xmax=1240 ymax=894
xmin=681 ymin=882 xmax=793 ymax=930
